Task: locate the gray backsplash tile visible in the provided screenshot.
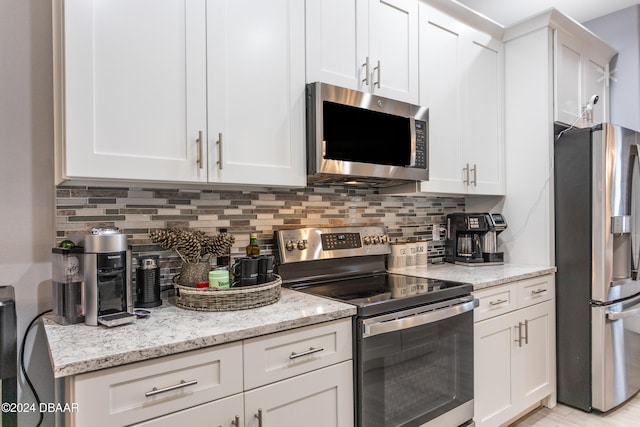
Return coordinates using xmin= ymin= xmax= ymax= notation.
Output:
xmin=56 ymin=184 xmax=464 ymax=287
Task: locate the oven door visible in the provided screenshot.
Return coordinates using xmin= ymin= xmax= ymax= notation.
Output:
xmin=356 ymin=298 xmax=478 ymax=427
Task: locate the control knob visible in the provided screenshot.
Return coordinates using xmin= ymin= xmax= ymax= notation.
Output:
xmin=297 ymin=240 xmax=308 ymax=250
xmin=285 ymin=240 xmax=295 ymax=251
xmin=372 ymin=236 xmax=381 ymax=244
xmin=363 ymin=236 xmax=372 ymax=245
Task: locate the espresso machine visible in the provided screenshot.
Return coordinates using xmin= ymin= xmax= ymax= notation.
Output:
xmin=445 ymin=213 xmax=507 ymax=265
xmin=84 ymin=228 xmax=136 ymax=327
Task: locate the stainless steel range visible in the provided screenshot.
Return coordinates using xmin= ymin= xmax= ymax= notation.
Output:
xmin=275 ymin=226 xmax=477 ymax=427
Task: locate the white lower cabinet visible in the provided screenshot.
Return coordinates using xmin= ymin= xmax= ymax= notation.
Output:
xmin=244 ymin=362 xmax=353 ymax=427
xmin=62 ymin=318 xmax=353 ymax=427
xmin=473 ymin=275 xmax=556 ymax=427
xmin=133 ymin=394 xmax=244 ymax=426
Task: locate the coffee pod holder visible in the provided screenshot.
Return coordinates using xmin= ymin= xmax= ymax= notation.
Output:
xmin=173 ymin=274 xmax=281 ymax=312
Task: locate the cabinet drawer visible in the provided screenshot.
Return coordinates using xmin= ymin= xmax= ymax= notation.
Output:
xmin=473 ymin=284 xmax=517 ymax=322
xmin=517 ymin=274 xmax=555 ymax=308
xmin=68 ymin=342 xmax=243 ymax=427
xmin=243 ymin=318 xmax=352 ymax=390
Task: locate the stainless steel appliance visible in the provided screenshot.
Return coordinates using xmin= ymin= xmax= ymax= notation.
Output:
xmin=306 ymin=82 xmax=429 ymax=187
xmin=445 ymin=213 xmax=507 ymax=265
xmin=555 ymin=123 xmax=640 ymax=412
xmin=84 ymin=228 xmax=136 ymax=327
xmin=51 ymin=247 xmax=85 ymax=324
xmin=275 ymin=226 xmax=477 ymax=427
xmin=0 ymin=286 xmax=17 ymax=427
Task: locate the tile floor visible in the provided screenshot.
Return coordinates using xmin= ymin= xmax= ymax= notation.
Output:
xmin=512 ymin=392 xmax=640 ymax=426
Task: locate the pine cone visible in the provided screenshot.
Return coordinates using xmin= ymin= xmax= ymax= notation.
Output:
xmin=149 ymin=228 xmax=235 ymax=262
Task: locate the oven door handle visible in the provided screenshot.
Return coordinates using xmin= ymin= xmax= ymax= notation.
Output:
xmin=362 ymin=299 xmax=478 ymax=338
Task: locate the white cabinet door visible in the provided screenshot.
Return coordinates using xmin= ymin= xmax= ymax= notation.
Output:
xmin=368 ymin=0 xmax=418 ymax=103
xmin=61 ymin=0 xmax=208 ymax=183
xmin=206 ymin=0 xmax=306 ymax=187
xmin=132 ymin=394 xmax=243 ymax=427
xmin=305 ymin=0 xmax=365 ymax=91
xmin=555 ymin=29 xmax=610 ymax=127
xmin=463 ymin=29 xmax=504 ymax=195
xmin=584 ymin=54 xmax=609 ymax=124
xmin=555 ymin=29 xmax=584 ymax=126
xmin=305 ymin=0 xmax=417 ymax=103
xmin=417 ymin=3 xmax=504 ymax=196
xmin=244 ymin=361 xmax=354 ymax=427
xmin=517 ymin=300 xmax=554 ymax=405
xmin=417 ymin=3 xmax=465 ymax=194
xmin=474 ymin=309 xmax=517 ymax=427
xmin=474 ymin=296 xmax=555 ymax=427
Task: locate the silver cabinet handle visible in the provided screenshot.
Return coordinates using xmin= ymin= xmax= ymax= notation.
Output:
xmin=531 ymin=288 xmax=547 ymax=295
xmin=255 ymin=409 xmax=263 ymax=427
xmin=373 ymin=60 xmax=381 ymax=88
xmin=471 ymin=164 xmax=477 ymax=186
xmin=463 ymin=163 xmax=470 ymax=185
xmin=231 ymin=415 xmax=240 ymax=427
xmin=489 ymin=299 xmax=508 ymax=306
xmin=362 ymin=56 xmax=370 ymax=86
xmin=145 ymin=379 xmax=197 ymax=397
xmin=514 ymin=323 xmax=523 ymax=347
xmin=197 ymin=130 xmax=204 ymax=169
xmin=216 ymin=132 xmax=223 ymax=170
xmin=289 ymin=346 xmax=324 ymax=360
xmin=514 ymin=321 xmax=529 ymax=347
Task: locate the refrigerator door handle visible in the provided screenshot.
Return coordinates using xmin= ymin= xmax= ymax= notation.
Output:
xmin=630 ymin=144 xmax=640 ymax=280
xmin=606 ymin=293 xmax=640 ymax=320
xmin=607 ymin=304 xmax=640 ymax=320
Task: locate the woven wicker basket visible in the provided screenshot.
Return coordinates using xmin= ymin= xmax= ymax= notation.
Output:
xmin=174 ymin=275 xmax=281 ymax=311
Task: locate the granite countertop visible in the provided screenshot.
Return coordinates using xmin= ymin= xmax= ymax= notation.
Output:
xmin=43 ymin=288 xmax=356 ymax=378
xmin=391 ymin=263 xmax=556 ymax=291
xmin=44 ymin=263 xmax=554 ymax=379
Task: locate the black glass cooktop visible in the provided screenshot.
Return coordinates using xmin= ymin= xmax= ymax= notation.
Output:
xmin=288 ymin=273 xmax=472 ymax=318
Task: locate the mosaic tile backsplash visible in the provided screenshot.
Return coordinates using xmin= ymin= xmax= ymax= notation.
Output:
xmin=56 ymin=185 xmax=464 ymax=287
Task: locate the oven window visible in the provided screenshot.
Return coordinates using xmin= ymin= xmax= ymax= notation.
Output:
xmin=358 ymin=310 xmax=473 ymax=427
xmin=323 ymin=101 xmax=411 ymax=166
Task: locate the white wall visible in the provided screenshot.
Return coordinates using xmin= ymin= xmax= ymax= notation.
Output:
xmin=585 ymin=5 xmax=640 ymax=132
xmin=0 ymin=0 xmax=55 ymax=425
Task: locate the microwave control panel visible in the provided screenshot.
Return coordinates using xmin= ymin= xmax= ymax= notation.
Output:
xmin=414 ymin=120 xmax=427 ymax=169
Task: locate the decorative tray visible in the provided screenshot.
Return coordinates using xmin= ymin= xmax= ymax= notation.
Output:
xmin=174 ymin=275 xmax=281 ymax=311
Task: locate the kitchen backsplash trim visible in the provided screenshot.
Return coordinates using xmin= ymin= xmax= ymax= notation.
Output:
xmin=56 ymin=185 xmax=464 ymax=287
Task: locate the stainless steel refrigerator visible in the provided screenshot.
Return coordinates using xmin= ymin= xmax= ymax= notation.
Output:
xmin=555 ymin=123 xmax=640 ymax=412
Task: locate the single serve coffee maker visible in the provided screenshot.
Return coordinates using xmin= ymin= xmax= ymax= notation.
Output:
xmin=445 ymin=213 xmax=507 ymax=265
xmin=84 ymin=228 xmax=136 ymax=327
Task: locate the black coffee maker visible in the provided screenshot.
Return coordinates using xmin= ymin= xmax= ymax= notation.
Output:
xmin=445 ymin=213 xmax=507 ymax=265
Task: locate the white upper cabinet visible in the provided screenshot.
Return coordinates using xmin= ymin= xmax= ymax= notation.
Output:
xmin=417 ymin=1 xmax=504 ymax=196
xmin=55 ymin=0 xmax=305 ymax=187
xmin=555 ymin=28 xmax=610 ymax=127
xmin=305 ymin=0 xmax=419 ymax=104
xmin=56 ymin=0 xmax=208 ymax=183
xmin=206 ymin=0 xmax=306 ymax=187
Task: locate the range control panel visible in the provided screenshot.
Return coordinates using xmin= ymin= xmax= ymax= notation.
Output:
xmin=275 ymin=226 xmax=390 ymax=264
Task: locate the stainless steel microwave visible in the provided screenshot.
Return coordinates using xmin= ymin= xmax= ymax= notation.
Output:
xmin=306 ymin=82 xmax=429 ymax=187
